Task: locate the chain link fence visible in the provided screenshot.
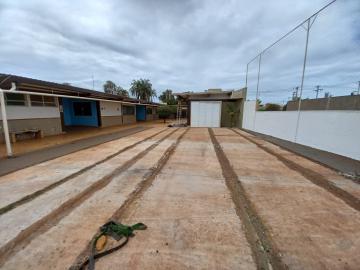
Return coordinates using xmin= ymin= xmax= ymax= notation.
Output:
xmin=245 ymin=0 xmax=360 ymax=142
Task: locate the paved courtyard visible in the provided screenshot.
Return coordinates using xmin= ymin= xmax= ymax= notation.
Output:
xmin=0 ymin=127 xmax=359 ymax=269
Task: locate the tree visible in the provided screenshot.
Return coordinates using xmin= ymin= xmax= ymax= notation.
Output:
xmin=103 ymin=80 xmax=128 ymax=97
xmin=157 ymin=106 xmax=172 ymax=123
xmin=157 ymin=105 xmax=177 ymax=123
xmin=256 ymin=99 xmax=263 ymax=110
xmin=103 ymin=80 xmax=117 ymax=94
xmin=159 ymin=89 xmax=177 ymax=105
xmin=115 ymin=86 xmax=129 ymax=97
xmin=130 ymin=79 xmax=156 ymax=101
xmin=103 ymin=81 xmax=116 ymax=94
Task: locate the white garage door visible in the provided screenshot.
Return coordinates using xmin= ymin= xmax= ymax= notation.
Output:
xmin=190 ymin=101 xmax=221 ymax=127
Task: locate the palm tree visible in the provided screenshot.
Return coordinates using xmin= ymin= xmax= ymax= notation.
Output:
xmin=130 ymin=79 xmax=156 ymax=101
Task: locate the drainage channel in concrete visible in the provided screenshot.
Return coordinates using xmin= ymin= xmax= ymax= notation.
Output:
xmin=0 ymin=126 xmax=151 ymax=176
xmin=235 ymin=129 xmax=360 ymax=199
xmin=2 ymin=127 xmax=358 ymax=269
xmin=71 ymin=127 xmax=190 ymax=270
xmin=0 ymin=128 xmax=180 ymax=268
xmin=2 ymin=128 xmax=187 ymax=270
xmin=214 ymin=128 xmax=360 ymax=269
xmin=88 ymin=128 xmax=257 ymax=270
xmin=244 ymin=129 xmax=360 ymax=176
xmin=208 ymin=128 xmax=284 ymax=270
xmin=0 ymin=128 xmax=169 ymax=216
xmin=0 ymin=127 xmax=168 ymax=214
xmin=231 ymin=128 xmax=360 ymax=210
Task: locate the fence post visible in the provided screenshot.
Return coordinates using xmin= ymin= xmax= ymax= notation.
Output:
xmin=0 ymin=90 xmax=13 ymax=157
xmin=253 ymin=53 xmax=262 ymax=131
xmin=245 ymin=63 xmax=249 ymax=88
xmin=294 ymin=18 xmax=311 ymax=142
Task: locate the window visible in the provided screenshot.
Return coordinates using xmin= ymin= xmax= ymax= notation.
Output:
xmin=152 ymin=107 xmax=157 ymax=114
xmin=73 ymin=102 xmax=92 ymax=116
xmin=30 ymin=95 xmax=57 ymax=107
xmin=122 ymin=105 xmax=135 ymax=115
xmin=43 ymin=96 xmax=57 ymax=107
xmin=30 ymin=95 xmax=43 ymax=106
xmin=146 ymin=107 xmax=152 ymax=114
xmin=5 ymin=93 xmax=26 ymax=106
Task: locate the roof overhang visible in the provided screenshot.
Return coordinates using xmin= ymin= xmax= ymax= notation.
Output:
xmin=0 ymin=74 xmax=160 ymax=106
xmin=174 ymin=88 xmax=247 ymax=101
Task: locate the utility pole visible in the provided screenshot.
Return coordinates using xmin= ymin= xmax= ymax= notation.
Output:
xmin=358 ymin=81 xmax=360 ymax=95
xmin=292 ymin=86 xmax=299 ymax=100
xmin=314 ymin=85 xmax=323 ymax=99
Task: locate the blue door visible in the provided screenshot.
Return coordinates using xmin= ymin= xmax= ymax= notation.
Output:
xmin=136 ymin=105 xmax=146 ymax=121
xmin=62 ymin=98 xmax=99 ymax=127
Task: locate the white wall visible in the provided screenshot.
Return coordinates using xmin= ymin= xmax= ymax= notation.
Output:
xmin=99 ymin=101 xmax=122 ymax=116
xmin=242 ymin=101 xmax=360 ymax=160
xmin=242 ymin=101 xmax=256 ymax=130
xmin=0 ymin=96 xmax=60 ymax=120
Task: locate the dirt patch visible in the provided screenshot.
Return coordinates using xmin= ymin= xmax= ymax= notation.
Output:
xmin=208 ymin=128 xmax=287 ymax=270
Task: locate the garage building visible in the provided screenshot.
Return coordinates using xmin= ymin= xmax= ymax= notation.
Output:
xmin=175 ymin=88 xmax=247 ymax=128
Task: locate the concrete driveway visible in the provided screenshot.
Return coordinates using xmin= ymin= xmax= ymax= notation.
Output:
xmin=0 ymin=127 xmax=359 ymax=269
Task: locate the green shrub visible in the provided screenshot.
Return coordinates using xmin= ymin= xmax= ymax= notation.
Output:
xmin=158 ymin=105 xmax=177 ymax=122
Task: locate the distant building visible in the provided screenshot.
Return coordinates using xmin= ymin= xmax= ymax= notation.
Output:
xmin=174 ymin=88 xmax=247 ymax=127
xmin=286 ymin=95 xmax=360 ymax=111
xmin=0 ymin=74 xmax=159 ymax=143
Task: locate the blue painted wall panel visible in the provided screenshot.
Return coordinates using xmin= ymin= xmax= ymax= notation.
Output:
xmin=62 ymin=98 xmax=99 ymax=127
xmin=136 ymin=105 xmax=146 ymax=121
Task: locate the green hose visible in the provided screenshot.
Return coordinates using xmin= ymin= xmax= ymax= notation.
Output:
xmin=80 ymin=220 xmax=147 ymax=270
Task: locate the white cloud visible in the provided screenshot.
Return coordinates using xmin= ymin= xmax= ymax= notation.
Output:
xmin=0 ymin=0 xmax=359 ymax=102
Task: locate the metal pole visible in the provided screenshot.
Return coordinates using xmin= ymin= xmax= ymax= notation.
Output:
xmin=0 ymin=90 xmax=13 ymax=157
xmin=245 ymin=63 xmax=249 ymax=88
xmin=253 ymin=53 xmax=262 ymax=130
xmin=294 ymin=19 xmax=311 ymax=142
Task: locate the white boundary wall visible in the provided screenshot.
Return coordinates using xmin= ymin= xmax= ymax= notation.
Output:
xmin=242 ymin=101 xmax=360 ymax=160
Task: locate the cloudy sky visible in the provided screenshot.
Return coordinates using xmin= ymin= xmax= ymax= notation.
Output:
xmin=0 ymin=0 xmax=359 ymax=102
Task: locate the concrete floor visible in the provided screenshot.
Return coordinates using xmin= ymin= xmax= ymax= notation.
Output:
xmin=0 ymin=127 xmax=359 ymax=269
xmin=0 ymin=120 xmax=166 ymax=159
xmin=245 ymin=129 xmax=360 ymax=176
